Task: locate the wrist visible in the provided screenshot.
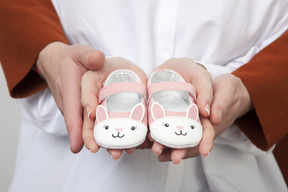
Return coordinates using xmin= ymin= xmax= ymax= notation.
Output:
xmin=236 ymin=75 xmax=253 ymax=117
xmin=36 ymin=41 xmax=68 ymax=78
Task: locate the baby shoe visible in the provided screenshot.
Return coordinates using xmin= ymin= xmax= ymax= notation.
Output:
xmin=94 ymin=69 xmax=148 ymax=149
xmin=147 ymin=69 xmax=203 ymax=148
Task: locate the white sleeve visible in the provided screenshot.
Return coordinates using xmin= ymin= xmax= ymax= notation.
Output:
xmin=196 ymin=24 xmax=288 ymax=80
xmin=196 ymin=27 xmax=288 ymax=154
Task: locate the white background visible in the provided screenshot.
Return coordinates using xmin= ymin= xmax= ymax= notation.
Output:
xmin=0 ymin=65 xmax=21 ymax=192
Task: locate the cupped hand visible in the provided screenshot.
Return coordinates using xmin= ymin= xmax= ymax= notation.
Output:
xmin=150 ymin=117 xmax=214 ymax=164
xmin=36 ymin=42 xmax=105 ymax=153
xmin=81 ymin=57 xmax=147 ymax=159
xmin=150 ymin=58 xmax=215 ymax=164
xmin=156 ymin=58 xmax=213 ymax=117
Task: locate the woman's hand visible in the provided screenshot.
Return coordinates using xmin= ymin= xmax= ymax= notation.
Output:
xmin=150 ymin=58 xmax=214 ymax=164
xmin=151 ymin=117 xmax=214 ymax=164
xmin=152 ymin=69 xmax=253 ymax=164
xmin=80 ymin=57 xmax=147 ymax=159
xmin=36 ymin=42 xmax=105 ymax=153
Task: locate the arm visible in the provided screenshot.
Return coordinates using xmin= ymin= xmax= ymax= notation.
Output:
xmin=0 ymin=0 xmax=69 ymax=98
xmin=232 ymin=30 xmax=288 ymax=150
xmin=0 ymin=0 xmax=105 ymax=153
xmin=232 ymin=30 xmax=288 ymax=185
xmin=210 ymin=30 xmax=288 ymax=184
xmin=157 ymin=31 xmax=288 ymax=164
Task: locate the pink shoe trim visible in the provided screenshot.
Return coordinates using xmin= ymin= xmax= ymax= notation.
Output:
xmin=98 ymin=82 xmax=147 ymax=103
xmin=148 ymin=81 xmax=196 ymax=99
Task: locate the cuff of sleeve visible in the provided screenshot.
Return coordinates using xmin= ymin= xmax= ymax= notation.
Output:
xmin=195 ymin=61 xmax=233 ymax=79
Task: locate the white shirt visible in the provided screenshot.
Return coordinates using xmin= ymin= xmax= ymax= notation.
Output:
xmin=9 ymin=1 xmax=288 ymax=191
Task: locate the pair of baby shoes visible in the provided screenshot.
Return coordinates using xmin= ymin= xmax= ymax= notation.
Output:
xmin=94 ymin=69 xmax=203 ymax=149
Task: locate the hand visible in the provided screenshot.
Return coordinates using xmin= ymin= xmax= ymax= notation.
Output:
xmin=150 ymin=58 xmax=215 ymax=164
xmin=156 ymin=58 xmax=213 ymax=116
xmin=150 ymin=117 xmax=214 ymax=164
xmin=81 ymin=57 xmax=147 ymax=159
xmin=209 ymin=73 xmax=253 ymax=136
xmin=36 ymin=42 xmax=105 ymax=153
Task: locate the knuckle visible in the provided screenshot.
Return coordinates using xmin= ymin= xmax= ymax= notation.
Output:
xmin=83 ymin=124 xmax=93 ymax=131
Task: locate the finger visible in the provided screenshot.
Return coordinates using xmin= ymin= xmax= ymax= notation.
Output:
xmin=152 ymin=141 xmax=165 ymax=155
xmin=170 ymin=149 xmax=187 ymax=165
xmin=210 ymin=77 xmax=230 ymax=125
xmin=137 ymin=138 xmax=153 ymax=149
xmin=193 ymin=68 xmax=213 ymax=118
xmin=147 ymin=131 xmax=154 ymax=142
xmin=81 ymin=71 xmax=102 ymax=120
xmin=199 ymin=117 xmax=215 ymax=157
xmin=158 ymin=148 xmax=172 ymax=162
xmin=75 ymin=45 xmax=105 ymax=71
xmin=125 ymin=148 xmax=135 ymax=154
xmin=62 ymin=63 xmax=85 ymax=153
xmin=107 ymin=149 xmax=123 ymax=160
xmin=82 ymin=106 xmax=99 ymax=153
xmin=81 ymin=70 xmax=102 ymax=153
xmin=185 ymin=147 xmax=200 ymax=158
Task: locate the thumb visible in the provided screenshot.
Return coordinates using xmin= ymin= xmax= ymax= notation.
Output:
xmin=75 ymin=45 xmax=105 ymax=70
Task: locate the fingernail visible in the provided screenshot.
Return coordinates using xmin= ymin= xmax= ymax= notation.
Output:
xmin=202 ymin=151 xmax=210 ymax=158
xmin=174 ymin=159 xmax=182 ymax=165
xmin=153 ymin=150 xmax=162 ymax=156
xmin=109 ymin=152 xmax=122 ymax=160
xmin=113 ymin=156 xmax=121 ymax=160
xmin=86 ymin=106 xmax=91 ymax=120
xmin=90 ymin=147 xmax=98 ymax=153
xmin=205 ymin=104 xmax=210 ymax=116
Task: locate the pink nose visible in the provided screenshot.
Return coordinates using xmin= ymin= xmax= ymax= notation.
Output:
xmin=115 ymin=128 xmax=123 ymax=132
xmin=176 ymin=126 xmax=184 ymax=130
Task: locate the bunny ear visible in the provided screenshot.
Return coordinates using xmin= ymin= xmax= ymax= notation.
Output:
xmin=129 ymin=103 xmax=145 ymax=122
xmin=151 ymin=102 xmax=166 ymax=121
xmin=186 ymin=103 xmax=199 ymax=121
xmin=96 ymin=105 xmax=109 ymax=123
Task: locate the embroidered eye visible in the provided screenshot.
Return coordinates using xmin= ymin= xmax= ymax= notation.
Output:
xmin=104 ymin=125 xmax=109 ymax=130
xmin=131 ymin=126 xmax=137 ymax=131
xmin=190 ymin=125 xmax=195 ymax=129
xmin=163 ymin=123 xmax=169 ymax=127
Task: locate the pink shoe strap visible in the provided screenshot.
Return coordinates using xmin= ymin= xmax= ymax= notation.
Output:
xmin=148 ymin=82 xmax=196 ymax=99
xmin=99 ymin=82 xmax=147 ymax=103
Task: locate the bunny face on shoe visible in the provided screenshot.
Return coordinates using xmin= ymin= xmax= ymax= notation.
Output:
xmin=94 ymin=103 xmax=148 ymax=149
xmin=150 ymin=102 xmax=203 ymax=148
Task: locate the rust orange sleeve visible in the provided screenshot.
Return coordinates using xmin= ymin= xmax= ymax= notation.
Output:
xmin=232 ymin=30 xmax=288 ymax=150
xmin=232 ymin=30 xmax=288 ymax=184
xmin=0 ymin=0 xmax=69 ymax=98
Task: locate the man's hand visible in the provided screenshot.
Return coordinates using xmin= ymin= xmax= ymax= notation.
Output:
xmin=36 ymin=42 xmax=105 ymax=153
xmin=210 ymin=74 xmax=253 ymax=136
